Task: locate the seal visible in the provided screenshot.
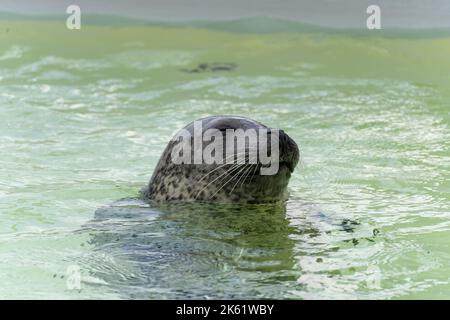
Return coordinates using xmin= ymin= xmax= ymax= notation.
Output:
xmin=141 ymin=116 xmax=299 ymax=204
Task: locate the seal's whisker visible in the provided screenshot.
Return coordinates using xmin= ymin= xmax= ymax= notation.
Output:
xmin=209 ymin=164 xmax=249 ymax=199
xmin=194 ymin=165 xmax=238 ymax=199
xmin=196 ymin=149 xmax=256 ymax=184
xmin=205 ymin=158 xmax=249 ymax=196
xmin=195 ymin=161 xmax=244 ymax=190
xmin=249 ymin=164 xmax=259 ymax=182
xmin=212 ymin=162 xmax=245 ymax=189
xmin=228 ymin=164 xmax=249 ymax=194
xmin=196 ymin=162 xmax=236 ymax=184
xmin=229 ymin=163 xmax=252 ymax=194
xmin=194 ymin=161 xmax=246 ymax=200
xmin=240 ymin=164 xmax=255 ymax=189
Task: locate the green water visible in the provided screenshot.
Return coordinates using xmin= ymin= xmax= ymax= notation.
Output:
xmin=0 ymin=17 xmax=449 ymax=299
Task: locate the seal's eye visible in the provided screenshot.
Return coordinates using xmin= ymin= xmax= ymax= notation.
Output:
xmin=216 ymin=126 xmax=233 ymax=133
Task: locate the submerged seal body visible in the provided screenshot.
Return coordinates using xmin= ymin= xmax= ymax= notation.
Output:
xmin=141 ymin=116 xmax=299 ymax=204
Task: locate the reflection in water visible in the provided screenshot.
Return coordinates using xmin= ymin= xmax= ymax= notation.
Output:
xmin=83 ymin=199 xmax=318 ymax=299
xmin=81 ymin=198 xmax=377 ymax=299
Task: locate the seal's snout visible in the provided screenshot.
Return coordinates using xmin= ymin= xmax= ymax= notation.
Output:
xmin=278 ymin=129 xmax=299 ymax=173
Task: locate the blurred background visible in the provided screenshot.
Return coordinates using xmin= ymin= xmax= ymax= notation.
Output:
xmin=3 ymin=0 xmax=450 ymax=27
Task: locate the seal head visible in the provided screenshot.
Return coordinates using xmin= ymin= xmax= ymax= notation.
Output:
xmin=142 ymin=116 xmax=299 ymax=203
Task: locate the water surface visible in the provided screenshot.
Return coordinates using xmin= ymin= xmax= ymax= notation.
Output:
xmin=0 ymin=17 xmax=449 ymax=299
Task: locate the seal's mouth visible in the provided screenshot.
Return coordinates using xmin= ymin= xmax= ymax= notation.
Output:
xmin=261 ymin=160 xmax=295 ymax=174
xmin=279 ymin=161 xmax=295 ymax=173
